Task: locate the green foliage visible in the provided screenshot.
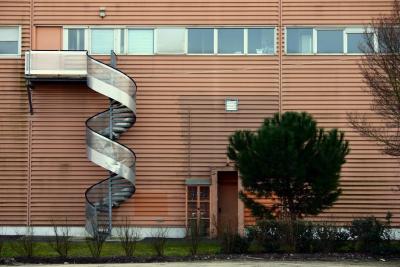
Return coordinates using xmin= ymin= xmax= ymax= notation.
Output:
xmin=247 ymin=219 xmax=351 ymax=253
xmin=228 ymin=111 xmax=350 ymax=219
xmin=219 ymin=232 xmax=251 ymax=254
xmin=51 ymin=218 xmax=72 ymax=258
xmin=116 ymin=217 xmax=140 ymax=257
xmin=10 ymin=227 xmax=35 ymax=258
xmin=349 ymin=216 xmax=391 ymax=254
xmin=246 ymin=220 xmax=284 ymax=252
xmin=149 ymin=227 xmax=169 ymax=257
xmin=314 ymin=222 xmax=350 ymax=253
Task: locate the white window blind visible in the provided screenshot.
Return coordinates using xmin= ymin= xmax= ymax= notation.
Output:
xmin=91 ymin=29 xmax=114 ymax=54
xmin=156 ymin=28 xmax=185 ymax=54
xmin=128 ymin=29 xmax=154 ymax=54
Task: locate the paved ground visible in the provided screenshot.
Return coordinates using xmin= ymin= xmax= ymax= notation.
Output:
xmin=22 ymin=261 xmax=400 ymax=267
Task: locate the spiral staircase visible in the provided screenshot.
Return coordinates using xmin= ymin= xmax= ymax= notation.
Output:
xmin=25 ymin=51 xmax=137 ymax=237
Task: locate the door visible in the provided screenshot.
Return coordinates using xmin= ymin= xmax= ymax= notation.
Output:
xmin=217 ymin=171 xmax=238 ymax=234
xmin=35 ymin=26 xmax=62 ymax=50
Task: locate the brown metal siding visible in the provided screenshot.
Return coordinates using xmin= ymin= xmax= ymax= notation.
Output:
xmin=282 ymin=0 xmax=393 ymax=25
xmin=0 ymin=1 xmax=30 ymax=225
xmin=280 ymin=56 xmax=400 ymax=225
xmin=1 ymin=0 xmax=399 ymax=228
xmin=30 ymin=56 xmax=279 ymax=226
xmin=33 ymin=0 xmax=279 ymax=25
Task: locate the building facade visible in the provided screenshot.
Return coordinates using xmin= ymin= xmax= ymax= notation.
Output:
xmin=0 ymin=0 xmax=399 ymax=236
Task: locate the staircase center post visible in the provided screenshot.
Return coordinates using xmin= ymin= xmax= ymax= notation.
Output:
xmin=108 ymin=100 xmax=113 ymax=234
xmin=108 ymin=50 xmax=117 ymax=235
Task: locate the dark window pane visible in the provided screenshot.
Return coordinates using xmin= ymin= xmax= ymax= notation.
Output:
xmin=188 ymin=28 xmax=214 ymax=54
xmin=317 ymin=30 xmax=343 ymax=53
xmin=188 ymin=186 xmax=197 ymax=201
xmin=200 ymin=202 xmax=209 ymax=218
xmin=218 ymin=29 xmax=244 ymax=54
xmin=0 ymin=41 xmax=18 ymax=54
xmin=286 ymin=28 xmax=313 ymax=54
xmin=248 ymin=28 xmax=275 ymax=54
xmin=68 ymin=29 xmax=85 ymax=50
xmin=200 ymin=186 xmax=209 ymax=200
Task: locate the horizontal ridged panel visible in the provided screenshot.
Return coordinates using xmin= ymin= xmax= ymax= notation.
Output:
xmin=30 ymin=56 xmax=279 ymax=226
xmin=282 ymin=0 xmax=393 ymax=25
xmin=0 ymin=1 xmax=30 ymax=226
xmin=280 ymin=56 xmax=400 ymax=225
xmin=33 ymin=0 xmax=279 ymax=25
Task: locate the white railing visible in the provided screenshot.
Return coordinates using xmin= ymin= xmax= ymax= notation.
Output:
xmin=25 ymin=51 xmax=87 ymax=77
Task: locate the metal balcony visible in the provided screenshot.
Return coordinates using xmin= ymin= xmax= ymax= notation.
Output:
xmin=25 ymin=50 xmax=87 ymax=81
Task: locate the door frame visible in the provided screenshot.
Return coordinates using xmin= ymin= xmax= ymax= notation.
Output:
xmin=210 ymin=167 xmax=244 ymax=238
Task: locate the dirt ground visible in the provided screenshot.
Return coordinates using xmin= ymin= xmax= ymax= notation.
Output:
xmin=21 ymin=260 xmax=400 ymax=267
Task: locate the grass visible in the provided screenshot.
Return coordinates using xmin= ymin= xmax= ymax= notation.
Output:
xmin=0 ymin=239 xmax=221 ymax=258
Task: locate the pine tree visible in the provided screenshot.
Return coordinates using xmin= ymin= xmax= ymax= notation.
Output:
xmin=227 ymin=112 xmax=350 ymax=220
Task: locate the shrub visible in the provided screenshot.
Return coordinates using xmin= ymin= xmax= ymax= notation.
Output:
xmin=149 ymin=227 xmax=169 ymax=257
xmin=186 ymin=219 xmax=203 ymax=256
xmin=293 ymin=220 xmax=315 ymax=253
xmin=349 ymin=216 xmax=390 ymax=254
xmin=314 ymin=222 xmax=350 ymax=253
xmin=247 ymin=220 xmax=282 ymax=252
xmin=219 ymin=231 xmax=251 ymax=254
xmin=85 ymin=220 xmax=108 ymax=258
xmin=249 ymin=219 xmax=352 ymax=253
xmin=51 ymin=218 xmax=72 ymax=258
xmin=116 ymin=217 xmax=140 ymax=257
xmin=11 ymin=227 xmax=35 ymax=257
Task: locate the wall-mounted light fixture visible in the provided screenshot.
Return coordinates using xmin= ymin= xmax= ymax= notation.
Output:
xmin=225 ymin=98 xmax=239 ymax=112
xmin=99 ymin=7 xmax=106 ymax=18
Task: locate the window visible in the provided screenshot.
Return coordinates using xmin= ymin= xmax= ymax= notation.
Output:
xmin=187 ymin=185 xmax=210 ymax=236
xmin=248 ymin=28 xmax=275 ymax=54
xmin=156 ymin=28 xmax=185 ymax=54
xmin=286 ymin=28 xmax=313 ymax=54
xmin=0 ymin=26 xmax=20 ymax=56
xmin=188 ymin=28 xmax=214 ymax=54
xmin=91 ymin=29 xmax=114 ymax=54
xmin=347 ymin=33 xmax=367 ymax=54
xmin=218 ymin=28 xmax=244 ymax=54
xmin=128 ymin=29 xmax=154 ymax=54
xmin=286 ymin=27 xmax=372 ymax=55
xmin=67 ymin=28 xmax=85 ymax=50
xmin=317 ymin=29 xmax=343 ymax=53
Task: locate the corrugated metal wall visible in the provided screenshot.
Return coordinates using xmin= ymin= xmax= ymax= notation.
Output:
xmin=0 ymin=1 xmax=30 ymax=226
xmin=0 ymin=0 xmax=399 ymax=227
xmin=30 ymin=56 xmax=279 ymax=226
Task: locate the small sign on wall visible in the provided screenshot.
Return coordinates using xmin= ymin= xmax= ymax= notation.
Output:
xmin=225 ymin=98 xmax=239 ymax=112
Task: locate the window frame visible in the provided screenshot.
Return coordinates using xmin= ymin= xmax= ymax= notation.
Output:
xmin=344 ymin=27 xmax=375 ymax=55
xmin=126 ymin=27 xmax=155 ymax=55
xmin=0 ymin=25 xmax=21 ymax=58
xmin=217 ymin=27 xmax=245 ymax=55
xmin=285 ymin=26 xmax=377 ymax=55
xmin=284 ymin=27 xmax=314 ymax=55
xmin=186 ymin=27 xmax=215 ymax=55
xmin=89 ymin=27 xmax=121 ymax=55
xmin=63 ymin=26 xmax=89 ymax=51
xmin=247 ymin=27 xmax=276 ymax=55
xmin=62 ymin=25 xmax=277 ymax=56
xmin=154 ymin=27 xmax=187 ymax=55
xmin=315 ymin=27 xmax=345 ymax=55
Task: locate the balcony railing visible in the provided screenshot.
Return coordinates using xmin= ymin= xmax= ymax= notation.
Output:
xmin=25 ymin=50 xmax=87 ymax=78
